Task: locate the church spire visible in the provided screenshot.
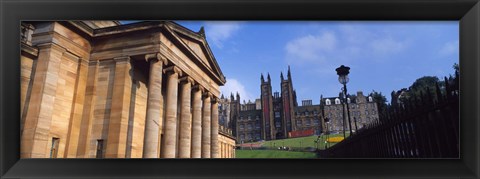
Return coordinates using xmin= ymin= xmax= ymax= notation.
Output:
xmin=287 ymin=65 xmax=292 ymax=80
xmin=280 ymin=72 xmax=284 ymax=81
xmin=261 ymin=73 xmax=265 ymax=83
xmin=267 ymin=73 xmax=271 ymax=83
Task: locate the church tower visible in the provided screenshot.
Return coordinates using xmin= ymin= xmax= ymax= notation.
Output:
xmin=281 ymin=66 xmax=297 ymax=134
xmin=260 ymin=73 xmax=275 ymax=140
xmin=229 ymin=92 xmax=240 ymax=136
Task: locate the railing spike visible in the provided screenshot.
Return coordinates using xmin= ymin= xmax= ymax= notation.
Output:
xmin=444 ymin=76 xmax=451 ymax=99
xmin=435 ymin=81 xmax=443 ymax=104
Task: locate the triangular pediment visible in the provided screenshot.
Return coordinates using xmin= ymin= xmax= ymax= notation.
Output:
xmin=176 ymin=35 xmax=212 ymax=69
xmin=164 ymin=22 xmax=226 ymax=85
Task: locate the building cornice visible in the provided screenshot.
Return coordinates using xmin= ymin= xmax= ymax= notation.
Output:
xmin=21 ymin=43 xmax=39 ymax=58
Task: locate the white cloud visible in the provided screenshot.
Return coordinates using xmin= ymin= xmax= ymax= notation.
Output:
xmin=440 ymin=40 xmax=459 ymax=56
xmin=285 ymin=32 xmax=336 ymax=63
xmin=370 ymin=37 xmax=407 ymax=55
xmin=205 ymin=22 xmax=241 ymax=48
xmin=284 ymin=24 xmax=410 ymax=67
xmin=220 ymin=78 xmax=254 ymax=102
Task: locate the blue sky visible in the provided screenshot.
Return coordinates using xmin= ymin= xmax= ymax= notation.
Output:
xmin=123 ymin=21 xmax=459 ymax=105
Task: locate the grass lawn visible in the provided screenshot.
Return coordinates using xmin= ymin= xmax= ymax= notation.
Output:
xmin=236 ymin=132 xmax=351 ymax=158
xmin=236 ymin=150 xmax=317 ymax=158
xmin=260 ymin=133 xmax=350 ymax=150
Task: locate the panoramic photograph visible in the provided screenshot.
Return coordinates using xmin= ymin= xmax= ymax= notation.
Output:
xmin=20 ymin=21 xmax=459 ymax=159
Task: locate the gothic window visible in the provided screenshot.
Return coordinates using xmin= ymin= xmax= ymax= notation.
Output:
xmin=256 ymin=116 xmax=260 ymax=120
xmin=275 ymin=122 xmax=281 ymax=128
xmin=50 ymin=138 xmax=60 ymax=158
xmin=325 ymin=99 xmax=331 ymax=105
xmin=347 ymin=98 xmax=351 ymax=103
xmin=305 ymin=111 xmax=309 ymax=116
xmin=335 ymin=98 xmax=341 ymax=104
xmin=366 ymin=110 xmax=369 ymax=115
xmin=368 ymin=96 xmax=373 ymax=102
xmin=248 ymin=116 xmax=251 ymax=120
xmin=240 ymin=124 xmax=245 ymax=130
xmin=275 ymin=112 xmax=280 ymax=118
xmin=247 ymin=124 xmax=253 ymax=130
xmin=306 ymin=120 xmax=311 ymax=126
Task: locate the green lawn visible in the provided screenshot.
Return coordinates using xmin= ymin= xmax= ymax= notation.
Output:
xmin=236 ymin=132 xmax=351 ymax=158
xmin=236 ymin=150 xmax=317 ymax=158
xmin=261 ymin=133 xmax=350 ymax=150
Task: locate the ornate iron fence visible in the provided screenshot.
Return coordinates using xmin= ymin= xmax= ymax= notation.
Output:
xmin=319 ymin=73 xmax=459 ymax=158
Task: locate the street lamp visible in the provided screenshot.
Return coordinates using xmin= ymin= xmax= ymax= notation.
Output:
xmin=336 ymin=65 xmax=355 ymax=136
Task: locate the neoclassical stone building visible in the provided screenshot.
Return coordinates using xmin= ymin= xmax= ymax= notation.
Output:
xmin=20 ymin=21 xmax=235 ymax=158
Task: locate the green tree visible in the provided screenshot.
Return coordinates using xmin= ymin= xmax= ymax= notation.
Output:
xmin=453 ymin=63 xmax=459 ymax=73
xmin=368 ymin=90 xmax=387 ymax=116
xmin=408 ymin=76 xmax=443 ymax=98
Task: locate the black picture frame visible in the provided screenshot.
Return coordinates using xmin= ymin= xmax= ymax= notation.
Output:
xmin=1 ymin=0 xmax=479 ymax=178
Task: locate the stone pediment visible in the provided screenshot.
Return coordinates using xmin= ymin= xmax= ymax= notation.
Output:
xmin=164 ymin=22 xmax=225 ymax=85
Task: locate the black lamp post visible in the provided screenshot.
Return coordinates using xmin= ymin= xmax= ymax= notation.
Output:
xmin=336 ymin=65 xmax=354 ymax=136
xmin=339 ymin=89 xmax=347 ymax=138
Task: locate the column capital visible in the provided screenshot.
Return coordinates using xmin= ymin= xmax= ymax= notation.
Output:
xmin=211 ymin=96 xmax=220 ymax=103
xmin=113 ymin=56 xmax=131 ymax=63
xmin=145 ymin=53 xmax=168 ymax=65
xmin=163 ymin=66 xmax=182 ymax=76
xmin=203 ymin=91 xmax=213 ymax=99
xmin=179 ymin=76 xmax=195 ymax=85
xmin=192 ymin=84 xmax=205 ymax=93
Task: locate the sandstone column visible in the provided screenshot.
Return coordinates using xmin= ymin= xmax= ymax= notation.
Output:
xmin=21 ymin=43 xmax=65 ymax=158
xmin=227 ymin=144 xmax=230 ymax=158
xmin=143 ymin=53 xmax=165 ymax=158
xmin=201 ymin=92 xmax=212 ymax=158
xmin=161 ymin=66 xmax=181 ymax=158
xmin=210 ymin=98 xmax=220 ymax=158
xmin=190 ymin=85 xmax=203 ymax=158
xmin=178 ymin=76 xmax=194 ymax=158
xmin=64 ymin=57 xmax=87 ymax=158
xmin=76 ymin=60 xmax=99 ymax=158
xmin=221 ymin=142 xmax=225 ymax=158
xmin=105 ymin=56 xmax=133 ymax=158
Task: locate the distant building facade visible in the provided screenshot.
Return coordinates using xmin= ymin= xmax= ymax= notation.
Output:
xmin=20 ymin=21 xmax=235 ymax=158
xmin=221 ymin=67 xmax=380 ymax=143
xmin=320 ymin=91 xmax=380 ymax=133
